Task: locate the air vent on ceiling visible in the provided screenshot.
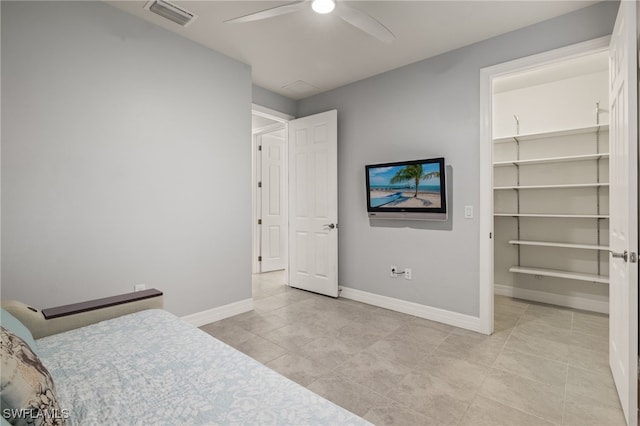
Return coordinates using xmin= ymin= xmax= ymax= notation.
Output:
xmin=144 ymin=0 xmax=197 ymax=27
xmin=282 ymin=80 xmax=318 ymax=96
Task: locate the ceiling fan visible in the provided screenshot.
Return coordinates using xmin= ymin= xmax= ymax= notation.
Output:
xmin=224 ymin=0 xmax=395 ymax=44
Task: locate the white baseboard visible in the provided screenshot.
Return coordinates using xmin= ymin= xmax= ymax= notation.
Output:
xmin=494 ymin=284 xmax=608 ymax=314
xmin=181 ymin=298 xmax=254 ymax=327
xmin=339 ymin=286 xmax=484 ymax=333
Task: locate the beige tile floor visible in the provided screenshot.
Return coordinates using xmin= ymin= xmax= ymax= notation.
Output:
xmin=200 ymin=271 xmax=626 ymax=425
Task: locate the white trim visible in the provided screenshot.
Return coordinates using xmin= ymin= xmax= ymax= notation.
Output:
xmin=252 ymin=103 xmax=294 ymax=122
xmin=479 ymin=58 xmax=494 ymax=335
xmin=181 ymin=298 xmax=253 ymax=327
xmin=252 ymin=122 xmax=285 ymax=136
xmin=478 ymin=36 xmax=611 ymax=336
xmin=339 ymin=286 xmax=486 ymax=334
xmin=494 ymin=284 xmax=609 ymax=314
xmin=252 ymin=132 xmax=262 ymax=274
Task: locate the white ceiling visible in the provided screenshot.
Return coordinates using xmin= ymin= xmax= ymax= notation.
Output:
xmin=108 ymin=0 xmax=599 ymax=100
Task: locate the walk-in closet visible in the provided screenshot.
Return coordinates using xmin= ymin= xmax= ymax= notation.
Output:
xmin=492 ymin=50 xmax=610 ymax=313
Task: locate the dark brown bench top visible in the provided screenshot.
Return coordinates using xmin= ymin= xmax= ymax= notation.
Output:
xmin=42 ymin=289 xmax=163 ymax=319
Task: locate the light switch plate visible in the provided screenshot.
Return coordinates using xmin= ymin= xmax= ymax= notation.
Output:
xmin=464 ymin=205 xmax=473 ymax=219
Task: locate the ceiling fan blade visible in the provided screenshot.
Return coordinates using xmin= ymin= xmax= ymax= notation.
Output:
xmin=224 ymin=1 xmax=308 ymax=24
xmin=333 ymin=3 xmax=395 ymax=44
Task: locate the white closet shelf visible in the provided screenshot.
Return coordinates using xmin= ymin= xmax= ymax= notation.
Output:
xmin=493 ymin=124 xmax=609 ymax=144
xmin=493 ymin=153 xmax=610 ymax=167
xmin=494 ymin=213 xmax=609 ymax=218
xmin=509 ymin=266 xmax=609 ymax=284
xmin=508 ymin=240 xmax=609 ymax=251
xmin=493 ymin=183 xmax=609 ymax=190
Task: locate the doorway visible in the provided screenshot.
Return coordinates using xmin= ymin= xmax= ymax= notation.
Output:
xmin=251 ymin=106 xmax=340 ymax=298
xmin=479 ymin=36 xmax=613 ymax=333
xmin=491 ymin=50 xmax=610 ymax=313
xmin=480 ymin=8 xmax=638 ymax=422
xmin=251 ymin=105 xmax=293 ymax=279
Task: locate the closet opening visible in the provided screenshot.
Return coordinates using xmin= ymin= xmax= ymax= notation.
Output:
xmin=491 ymin=50 xmax=610 ymax=318
xmin=481 ymin=8 xmax=638 ymax=421
xmin=478 ymin=37 xmax=613 ymax=336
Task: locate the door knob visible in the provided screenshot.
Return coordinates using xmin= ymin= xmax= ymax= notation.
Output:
xmin=324 ymin=223 xmax=336 ymax=229
xmin=610 ymin=250 xmax=628 ymax=262
xmin=611 ymin=251 xmax=639 ymax=263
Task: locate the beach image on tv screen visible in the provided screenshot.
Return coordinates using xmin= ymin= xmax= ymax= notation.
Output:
xmin=369 ymin=162 xmax=441 ymax=209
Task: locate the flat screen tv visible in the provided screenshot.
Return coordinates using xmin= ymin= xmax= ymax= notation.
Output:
xmin=365 ymin=157 xmax=447 ymax=220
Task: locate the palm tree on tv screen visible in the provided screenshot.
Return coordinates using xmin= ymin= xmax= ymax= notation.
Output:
xmin=389 ymin=164 xmax=440 ymax=197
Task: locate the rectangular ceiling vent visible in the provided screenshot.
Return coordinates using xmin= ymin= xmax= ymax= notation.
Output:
xmin=144 ymin=0 xmax=198 ymax=27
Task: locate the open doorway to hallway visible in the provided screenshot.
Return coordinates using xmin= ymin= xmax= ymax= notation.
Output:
xmin=251 ymin=107 xmax=339 ymax=299
xmin=251 ymin=106 xmax=292 ymax=284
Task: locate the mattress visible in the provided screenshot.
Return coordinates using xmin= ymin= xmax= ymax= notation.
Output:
xmin=36 ymin=309 xmax=368 ymax=425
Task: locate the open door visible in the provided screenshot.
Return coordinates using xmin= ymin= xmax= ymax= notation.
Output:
xmin=288 ymin=110 xmax=338 ymax=297
xmin=608 ymin=1 xmax=638 ymax=424
xmin=260 ymin=129 xmax=287 ymax=272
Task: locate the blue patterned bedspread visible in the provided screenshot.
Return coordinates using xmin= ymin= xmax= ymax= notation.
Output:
xmin=36 ymin=309 xmax=369 ymax=425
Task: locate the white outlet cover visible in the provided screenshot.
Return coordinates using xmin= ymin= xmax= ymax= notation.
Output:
xmin=134 ymin=283 xmax=146 ymax=292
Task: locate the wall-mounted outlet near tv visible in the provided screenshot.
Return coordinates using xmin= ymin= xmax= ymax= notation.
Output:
xmin=365 ymin=157 xmax=447 ymax=221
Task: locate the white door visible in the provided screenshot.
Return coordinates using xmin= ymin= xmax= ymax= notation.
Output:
xmin=260 ymin=130 xmax=287 ymax=272
xmin=608 ymin=1 xmax=638 ymax=424
xmin=288 ymin=110 xmax=338 ymax=297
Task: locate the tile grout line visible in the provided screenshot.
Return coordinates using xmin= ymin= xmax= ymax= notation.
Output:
xmin=561 ymin=362 xmax=570 ymax=425
xmin=482 ymin=394 xmax=561 ymax=425
xmin=340 ymin=322 xmax=458 ymax=423
xmin=455 ymin=300 xmax=527 ymax=424
xmin=325 ymin=320 xmax=441 ymax=399
xmin=493 ymin=306 xmax=574 ymax=389
xmin=484 ymin=300 xmax=568 ymax=423
xmin=502 ymin=347 xmax=568 ymax=367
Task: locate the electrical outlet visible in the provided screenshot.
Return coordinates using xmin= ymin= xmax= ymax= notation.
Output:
xmin=134 ymin=283 xmax=146 ymax=292
xmin=390 ymin=265 xmax=398 ymax=278
xmin=404 ymin=268 xmax=412 ymax=280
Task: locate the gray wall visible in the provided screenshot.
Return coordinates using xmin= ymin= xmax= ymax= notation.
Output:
xmin=252 ymin=84 xmax=297 ymax=118
xmin=1 ymin=1 xmax=253 ymax=316
xmin=297 ymin=1 xmax=619 ymax=317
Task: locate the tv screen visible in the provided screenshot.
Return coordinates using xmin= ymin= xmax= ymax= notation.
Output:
xmin=365 ymin=157 xmax=447 ymax=220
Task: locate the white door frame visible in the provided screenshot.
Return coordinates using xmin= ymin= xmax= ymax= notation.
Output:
xmin=251 ymin=104 xmax=294 ymax=278
xmin=478 ymin=36 xmax=611 ymax=335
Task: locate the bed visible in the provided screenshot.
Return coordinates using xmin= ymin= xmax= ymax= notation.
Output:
xmin=1 ymin=293 xmax=369 ymax=426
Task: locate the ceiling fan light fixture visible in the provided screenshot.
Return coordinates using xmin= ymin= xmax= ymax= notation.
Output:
xmin=311 ymin=0 xmax=336 ymax=14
